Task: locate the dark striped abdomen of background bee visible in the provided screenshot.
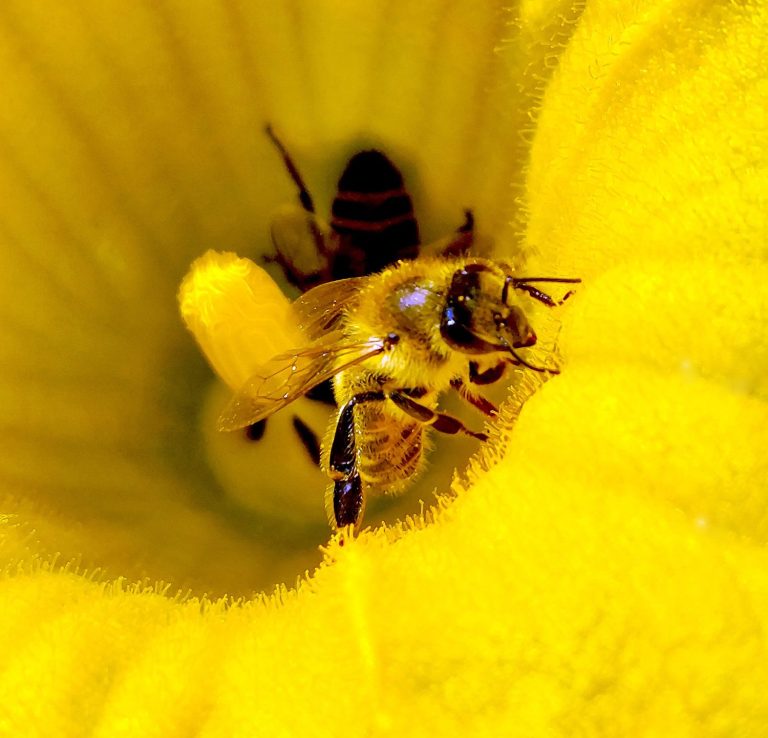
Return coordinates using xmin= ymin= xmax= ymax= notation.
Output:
xmin=265 ymin=126 xmax=424 ymax=291
xmin=328 ymin=149 xmax=420 ymax=279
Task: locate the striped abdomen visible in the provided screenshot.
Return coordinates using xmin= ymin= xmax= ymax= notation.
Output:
xmin=330 ymin=150 xmax=420 ymax=278
xmin=355 ymin=402 xmax=425 ymax=492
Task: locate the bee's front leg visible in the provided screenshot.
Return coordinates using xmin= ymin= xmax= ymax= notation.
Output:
xmin=446 ymin=360 xmax=509 ymax=417
xmin=450 ymin=378 xmax=498 ymax=418
xmin=327 ymin=390 xmax=386 ymax=530
xmin=468 ymin=360 xmax=506 ymax=386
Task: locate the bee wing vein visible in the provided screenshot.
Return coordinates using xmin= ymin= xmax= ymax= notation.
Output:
xmin=292 ymin=277 xmax=367 ymax=340
xmin=217 ymin=335 xmax=385 ymax=431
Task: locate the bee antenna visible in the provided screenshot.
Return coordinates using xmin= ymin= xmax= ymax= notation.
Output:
xmin=513 ymin=277 xmax=583 ymax=285
xmin=503 ymin=275 xmax=582 ymax=307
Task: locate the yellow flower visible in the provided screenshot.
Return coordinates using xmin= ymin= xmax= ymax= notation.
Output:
xmin=1 ymin=1 xmax=767 ymax=736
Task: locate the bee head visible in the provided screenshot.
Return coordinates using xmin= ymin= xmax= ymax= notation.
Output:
xmin=439 ymin=263 xmax=537 ymax=355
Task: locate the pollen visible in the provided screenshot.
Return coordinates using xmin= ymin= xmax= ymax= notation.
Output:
xmin=178 ymin=251 xmax=303 ymax=390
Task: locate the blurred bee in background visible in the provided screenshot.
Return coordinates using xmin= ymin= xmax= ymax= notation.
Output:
xmin=253 ymin=126 xmax=474 ymax=464
xmin=219 ymin=254 xmax=580 ymax=532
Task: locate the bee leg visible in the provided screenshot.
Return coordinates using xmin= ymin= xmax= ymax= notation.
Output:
xmin=265 ymin=125 xmax=331 ymax=285
xmin=450 ymin=378 xmax=498 ymax=418
xmin=458 ymin=208 xmax=474 ymax=234
xmin=448 ymin=361 xmax=507 ymax=418
xmin=332 ymin=474 xmax=365 ymax=530
xmin=244 ymin=415 xmax=323 ymax=467
xmin=468 ymin=360 xmax=506 ymax=385
xmin=244 ymin=419 xmax=267 ymax=441
xmin=327 ymin=391 xmax=386 ymax=529
xmin=265 ymin=125 xmax=317 ymax=217
xmin=305 ymin=378 xmax=337 ymax=407
xmin=291 ymin=416 xmax=321 ymax=466
xmin=329 ymin=391 xmax=386 ymax=477
xmin=389 ymin=391 xmax=488 ymax=441
xmin=440 ymin=208 xmax=475 ymax=258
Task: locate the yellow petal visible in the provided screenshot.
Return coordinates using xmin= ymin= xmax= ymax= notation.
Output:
xmin=526 ymin=0 xmax=767 ymax=275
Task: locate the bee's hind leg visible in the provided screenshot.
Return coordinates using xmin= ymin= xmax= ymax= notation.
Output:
xmin=327 ymin=390 xmax=386 ymax=530
xmin=330 ymin=474 xmax=366 ymax=531
xmin=291 ymin=416 xmax=321 ymax=466
xmin=293 ymin=380 xmax=337 ymax=468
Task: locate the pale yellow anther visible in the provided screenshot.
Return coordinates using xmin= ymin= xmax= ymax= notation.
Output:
xmin=178 ymin=251 xmax=303 ymax=391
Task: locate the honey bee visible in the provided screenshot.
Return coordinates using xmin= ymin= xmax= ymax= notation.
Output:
xmin=254 ymin=126 xmax=473 ymax=463
xmin=219 ymin=255 xmax=580 ymax=531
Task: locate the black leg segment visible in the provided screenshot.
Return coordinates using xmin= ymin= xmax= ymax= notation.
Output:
xmin=440 ymin=208 xmax=475 ymax=258
xmin=333 ymin=473 xmax=365 ymax=529
xmin=245 ymin=419 xmax=267 ymax=441
xmin=468 ymin=360 xmax=506 ymax=386
xmin=291 ymin=415 xmax=321 ymax=466
xmin=328 ymin=391 xmax=386 ymax=478
xmin=327 ymin=390 xmax=387 ymax=530
xmin=265 ymin=124 xmax=316 ymax=214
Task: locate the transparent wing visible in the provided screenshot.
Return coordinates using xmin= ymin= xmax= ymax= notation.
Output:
xmin=269 ymin=205 xmax=328 ymax=272
xmin=292 ymin=277 xmax=368 ymax=340
xmin=218 ymin=333 xmax=386 ymax=431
